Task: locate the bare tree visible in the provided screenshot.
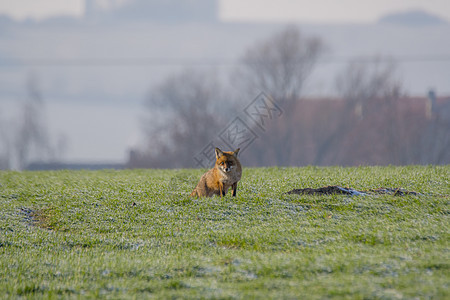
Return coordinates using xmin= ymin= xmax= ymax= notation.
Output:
xmin=335 ymin=57 xmax=402 ymax=118
xmin=0 ymin=111 xmax=11 ymax=169
xmin=424 ymin=117 xmax=450 ymax=164
xmin=314 ymin=57 xmax=413 ymax=165
xmin=234 ymin=25 xmax=326 ymax=166
xmin=417 ymin=90 xmax=450 ymax=164
xmin=236 ymin=25 xmax=325 ymax=105
xmin=134 ymin=69 xmax=233 ymax=168
xmin=14 ymin=74 xmax=53 ymax=169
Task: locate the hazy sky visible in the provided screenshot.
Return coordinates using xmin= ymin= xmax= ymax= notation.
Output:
xmin=1 ymin=0 xmax=449 ymax=164
xmin=1 ymin=0 xmax=449 ymax=22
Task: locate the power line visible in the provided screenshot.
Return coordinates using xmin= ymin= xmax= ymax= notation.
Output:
xmin=0 ymin=58 xmax=235 ymax=67
xmin=1 ymin=55 xmax=450 ymax=67
xmin=320 ymin=55 xmax=450 ymax=63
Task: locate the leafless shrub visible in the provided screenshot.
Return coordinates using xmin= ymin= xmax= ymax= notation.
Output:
xmin=133 ymin=69 xmax=234 ymax=168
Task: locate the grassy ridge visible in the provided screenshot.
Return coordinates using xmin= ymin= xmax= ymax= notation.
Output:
xmin=0 ymin=166 xmax=449 ymax=299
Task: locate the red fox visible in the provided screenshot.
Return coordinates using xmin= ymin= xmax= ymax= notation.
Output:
xmin=190 ymin=148 xmax=242 ymax=197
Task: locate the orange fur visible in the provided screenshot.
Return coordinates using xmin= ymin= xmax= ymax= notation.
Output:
xmin=190 ymin=148 xmax=242 ymax=197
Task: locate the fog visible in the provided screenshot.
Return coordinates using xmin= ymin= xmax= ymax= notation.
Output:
xmin=1 ymin=0 xmax=449 ymax=169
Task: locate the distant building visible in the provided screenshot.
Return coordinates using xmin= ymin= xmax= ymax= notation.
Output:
xmin=85 ymin=0 xmax=219 ymax=23
xmin=378 ymin=9 xmax=447 ymax=26
xmin=128 ymin=94 xmax=450 ymax=168
xmin=85 ymin=0 xmax=96 ymax=19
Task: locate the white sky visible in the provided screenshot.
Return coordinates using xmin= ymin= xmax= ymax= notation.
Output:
xmin=0 ymin=0 xmax=84 ymax=20
xmin=0 ymin=0 xmax=449 ymax=23
xmin=220 ymin=0 xmax=450 ymax=23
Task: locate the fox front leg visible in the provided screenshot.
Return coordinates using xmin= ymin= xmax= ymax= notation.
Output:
xmin=232 ymin=183 xmax=237 ymax=197
xmin=219 ymin=183 xmax=224 ymax=198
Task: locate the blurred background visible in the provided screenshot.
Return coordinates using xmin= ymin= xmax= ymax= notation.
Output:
xmin=0 ymin=0 xmax=449 ymax=170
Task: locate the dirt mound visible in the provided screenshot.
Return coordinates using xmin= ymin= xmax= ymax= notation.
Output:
xmin=285 ymin=186 xmax=420 ymax=196
xmin=286 ymin=186 xmax=364 ymax=196
xmin=368 ymin=188 xmax=420 ymax=196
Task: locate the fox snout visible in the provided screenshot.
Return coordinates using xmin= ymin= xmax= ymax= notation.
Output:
xmin=223 ymin=165 xmax=232 ymax=172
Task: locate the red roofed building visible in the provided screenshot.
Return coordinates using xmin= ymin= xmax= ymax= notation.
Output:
xmin=243 ymin=92 xmax=450 ymax=166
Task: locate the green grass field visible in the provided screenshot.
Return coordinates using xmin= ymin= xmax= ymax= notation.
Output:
xmin=0 ymin=166 xmax=449 ymax=299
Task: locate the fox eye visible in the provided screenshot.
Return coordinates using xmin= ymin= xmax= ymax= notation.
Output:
xmin=220 ymin=162 xmax=224 ymax=165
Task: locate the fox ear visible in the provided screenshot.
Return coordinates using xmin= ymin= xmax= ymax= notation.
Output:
xmin=215 ymin=147 xmax=224 ymax=159
xmin=233 ymin=148 xmax=240 ymax=157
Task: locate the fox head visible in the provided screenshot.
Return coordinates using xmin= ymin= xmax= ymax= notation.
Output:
xmin=215 ymin=147 xmax=240 ymax=173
